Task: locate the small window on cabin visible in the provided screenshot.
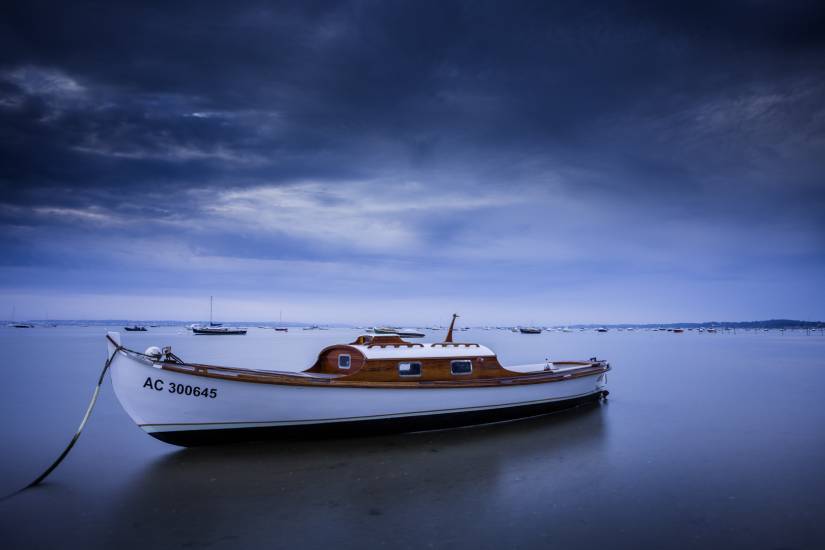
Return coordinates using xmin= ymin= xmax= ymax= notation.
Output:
xmin=399 ymin=362 xmax=422 ymax=377
xmin=451 ymin=360 xmax=472 ymax=375
xmin=338 ymin=354 xmax=351 ymax=369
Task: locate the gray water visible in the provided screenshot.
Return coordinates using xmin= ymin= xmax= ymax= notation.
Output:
xmin=1 ymin=326 xmax=824 ymax=549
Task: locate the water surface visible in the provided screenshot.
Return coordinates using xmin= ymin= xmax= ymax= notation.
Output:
xmin=1 ymin=327 xmax=824 ymax=548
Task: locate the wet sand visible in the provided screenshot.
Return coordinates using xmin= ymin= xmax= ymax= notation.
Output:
xmin=1 ymin=327 xmax=825 ymax=548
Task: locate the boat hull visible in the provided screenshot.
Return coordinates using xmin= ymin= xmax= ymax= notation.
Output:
xmin=111 ymin=354 xmax=608 ymax=447
xmin=150 ymin=391 xmax=606 ymax=445
xmin=192 ymin=328 xmax=247 ymax=335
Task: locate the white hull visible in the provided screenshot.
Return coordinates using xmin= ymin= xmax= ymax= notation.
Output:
xmin=108 ymin=336 xmax=608 ymax=445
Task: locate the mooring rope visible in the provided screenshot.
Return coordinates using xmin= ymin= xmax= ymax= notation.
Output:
xmin=1 ymin=343 xmax=121 ymax=501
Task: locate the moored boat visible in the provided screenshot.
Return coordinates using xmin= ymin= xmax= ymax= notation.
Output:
xmin=124 ymin=325 xmax=147 ymax=332
xmin=107 ymin=314 xmax=610 ymax=446
xmin=192 ymin=326 xmax=247 ymax=335
xmin=191 ymin=296 xmax=246 ymax=334
xmin=372 ymin=326 xmax=425 ymax=338
xmin=518 ymin=326 xmax=543 ymax=334
xmin=7 ymin=307 xmax=33 ymax=328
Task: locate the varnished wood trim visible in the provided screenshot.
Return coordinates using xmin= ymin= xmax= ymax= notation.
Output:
xmin=157 ymin=361 xmax=608 ymax=388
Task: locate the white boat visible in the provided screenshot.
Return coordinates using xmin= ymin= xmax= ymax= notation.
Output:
xmin=107 ymin=314 xmax=610 ymax=446
xmin=372 ymin=326 xmax=425 ymax=338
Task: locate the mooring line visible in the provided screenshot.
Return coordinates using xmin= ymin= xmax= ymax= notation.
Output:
xmin=1 ymin=344 xmax=120 ymax=502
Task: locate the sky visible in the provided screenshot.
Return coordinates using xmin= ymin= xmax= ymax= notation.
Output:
xmin=1 ymin=1 xmax=824 ymax=324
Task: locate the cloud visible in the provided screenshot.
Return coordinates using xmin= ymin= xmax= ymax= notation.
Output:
xmin=4 ymin=66 xmax=85 ymax=98
xmin=0 ymin=1 xmax=823 ymax=321
xmin=203 ymin=181 xmax=525 ymax=252
xmin=33 ymin=206 xmax=118 ymax=224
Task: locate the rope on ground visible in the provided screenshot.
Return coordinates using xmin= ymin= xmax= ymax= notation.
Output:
xmin=1 ymin=343 xmax=121 ymax=502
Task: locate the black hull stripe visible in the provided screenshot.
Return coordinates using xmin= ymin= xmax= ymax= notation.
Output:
xmin=149 ymin=390 xmax=608 ymax=446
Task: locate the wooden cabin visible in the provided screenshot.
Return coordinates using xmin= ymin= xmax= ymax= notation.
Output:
xmin=305 ymin=333 xmax=514 ymax=382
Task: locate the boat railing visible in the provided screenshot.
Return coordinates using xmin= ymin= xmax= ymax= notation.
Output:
xmin=431 ymin=343 xmax=480 ymax=348
xmin=366 ymin=343 xmax=425 ymax=349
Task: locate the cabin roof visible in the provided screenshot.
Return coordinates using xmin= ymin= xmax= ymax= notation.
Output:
xmin=349 ymin=342 xmax=495 ymax=360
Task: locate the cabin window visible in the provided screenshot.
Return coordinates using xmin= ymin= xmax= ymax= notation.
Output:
xmin=338 ymin=354 xmax=351 ymax=369
xmin=398 ymin=362 xmax=422 ymax=377
xmin=451 ymin=360 xmax=472 ymax=375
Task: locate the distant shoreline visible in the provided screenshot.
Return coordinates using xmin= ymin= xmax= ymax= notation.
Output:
xmin=4 ymin=319 xmax=824 ymax=329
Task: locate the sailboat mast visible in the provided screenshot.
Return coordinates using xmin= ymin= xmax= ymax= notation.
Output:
xmin=210 ymin=296 xmax=213 ymax=325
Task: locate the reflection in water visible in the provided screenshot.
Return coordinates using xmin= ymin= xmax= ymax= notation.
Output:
xmin=106 ymin=405 xmax=608 ymax=548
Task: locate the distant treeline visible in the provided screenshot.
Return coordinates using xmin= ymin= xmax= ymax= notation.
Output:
xmin=575 ymin=319 xmax=825 ymax=329
xmin=9 ymin=318 xmax=825 ymax=329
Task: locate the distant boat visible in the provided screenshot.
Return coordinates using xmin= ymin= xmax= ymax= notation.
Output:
xmin=596 ymin=328 xmax=608 ymax=333
xmin=274 ymin=310 xmax=288 ymax=332
xmin=192 ymin=296 xmax=246 ymax=335
xmin=519 ymin=327 xmax=542 ymax=334
xmin=193 ymin=326 xmax=247 ymax=335
xmin=372 ymin=326 xmax=425 ymax=338
xmin=124 ymin=325 xmax=147 ymax=332
xmin=673 ymin=328 xmax=684 ymax=333
xmin=7 ymin=306 xmax=33 ymax=328
xmin=395 ymin=329 xmax=425 ymax=338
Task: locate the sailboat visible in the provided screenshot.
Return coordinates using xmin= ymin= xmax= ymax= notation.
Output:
xmin=192 ymin=297 xmax=247 ymax=335
xmin=8 ymin=306 xmax=34 ymax=328
xmin=274 ymin=310 xmax=288 ymax=332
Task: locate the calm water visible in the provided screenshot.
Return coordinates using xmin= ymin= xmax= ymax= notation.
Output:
xmin=1 ymin=326 xmax=824 ymax=549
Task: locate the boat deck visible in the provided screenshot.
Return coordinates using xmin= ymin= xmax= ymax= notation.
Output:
xmin=115 ymin=339 xmax=607 ymax=389
xmin=504 ymin=362 xmax=592 ymax=374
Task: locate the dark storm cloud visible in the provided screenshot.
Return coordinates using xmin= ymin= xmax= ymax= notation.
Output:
xmin=2 ymin=1 xmax=824 ymax=193
xmin=0 ymin=1 xmax=824 ymax=320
